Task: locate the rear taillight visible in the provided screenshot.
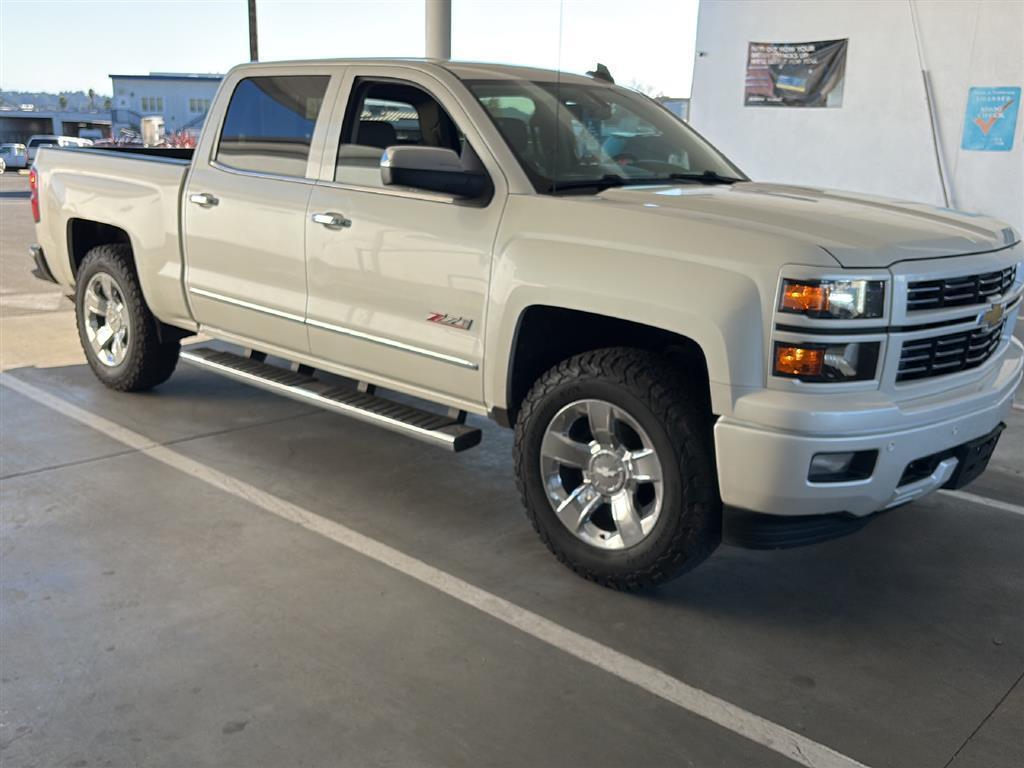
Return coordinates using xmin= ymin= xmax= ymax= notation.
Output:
xmin=28 ymin=167 xmax=40 ymax=223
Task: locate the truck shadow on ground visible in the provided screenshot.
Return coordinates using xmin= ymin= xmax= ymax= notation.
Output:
xmin=8 ymin=361 xmax=1023 ymax=649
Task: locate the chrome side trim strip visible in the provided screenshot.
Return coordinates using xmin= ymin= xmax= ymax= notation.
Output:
xmin=306 ymin=317 xmax=479 ymax=370
xmin=187 ymin=287 xmax=479 ymax=370
xmin=188 ymin=287 xmax=306 ymax=323
xmin=315 ymin=178 xmax=457 ymax=205
xmin=209 ymin=159 xmax=315 ymax=186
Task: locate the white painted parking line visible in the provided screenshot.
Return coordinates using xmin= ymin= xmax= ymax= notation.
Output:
xmin=939 ymin=489 xmax=1024 ymax=517
xmin=0 ymin=371 xmax=872 ymax=768
xmin=1012 ymin=401 xmax=1024 ymax=412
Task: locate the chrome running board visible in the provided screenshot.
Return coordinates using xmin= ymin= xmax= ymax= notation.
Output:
xmin=181 ymin=347 xmax=481 ymax=452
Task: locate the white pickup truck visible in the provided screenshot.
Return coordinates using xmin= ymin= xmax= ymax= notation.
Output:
xmin=29 ymin=59 xmax=1023 ymax=589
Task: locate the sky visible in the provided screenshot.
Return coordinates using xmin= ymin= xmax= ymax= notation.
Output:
xmin=0 ymin=0 xmax=699 ymax=97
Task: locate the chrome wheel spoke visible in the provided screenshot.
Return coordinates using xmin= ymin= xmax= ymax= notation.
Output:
xmin=611 ymin=491 xmax=644 ymax=547
xmin=555 ymin=483 xmax=602 ymax=532
xmin=586 ymin=400 xmax=616 ymax=446
xmin=630 ymin=448 xmax=662 ymax=484
xmin=98 ymin=273 xmax=115 ymax=302
xmin=541 ymin=430 xmax=592 ymax=468
xmin=110 ymin=330 xmax=125 ymax=360
xmin=94 ymin=324 xmax=114 ymax=351
xmin=85 ymin=288 xmax=107 ymax=317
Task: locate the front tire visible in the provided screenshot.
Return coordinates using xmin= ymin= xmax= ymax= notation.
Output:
xmin=75 ymin=244 xmax=180 ymax=391
xmin=514 ymin=348 xmax=721 ymax=590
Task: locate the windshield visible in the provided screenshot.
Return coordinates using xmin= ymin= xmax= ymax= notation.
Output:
xmin=465 ymin=78 xmax=745 ymax=193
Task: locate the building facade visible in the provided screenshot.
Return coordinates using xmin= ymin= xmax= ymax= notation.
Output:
xmin=0 ymin=109 xmax=111 ymax=144
xmin=690 ymin=0 xmax=1023 ymax=232
xmin=110 ymin=73 xmax=223 ymax=138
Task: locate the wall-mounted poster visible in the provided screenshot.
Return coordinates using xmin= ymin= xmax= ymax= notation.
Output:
xmin=744 ymin=39 xmax=848 ymax=108
xmin=961 ymin=87 xmax=1020 ymax=151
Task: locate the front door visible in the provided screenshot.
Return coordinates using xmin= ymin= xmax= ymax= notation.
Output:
xmin=304 ymin=67 xmax=505 ymax=405
xmin=184 ymin=72 xmax=332 ymax=353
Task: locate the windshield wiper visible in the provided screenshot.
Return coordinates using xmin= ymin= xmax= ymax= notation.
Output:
xmin=660 ymin=170 xmax=745 ymax=185
xmin=547 ymin=175 xmax=627 ymax=193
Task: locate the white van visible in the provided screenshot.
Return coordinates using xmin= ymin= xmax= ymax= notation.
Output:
xmin=0 ymin=143 xmax=28 ymax=170
xmin=26 ymin=135 xmax=93 ymax=165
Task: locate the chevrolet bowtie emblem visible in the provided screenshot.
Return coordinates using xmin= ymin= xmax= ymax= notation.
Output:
xmin=980 ymin=302 xmax=1005 ymax=330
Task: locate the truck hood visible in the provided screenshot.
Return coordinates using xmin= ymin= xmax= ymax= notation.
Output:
xmin=594 ymin=182 xmax=1019 ymax=268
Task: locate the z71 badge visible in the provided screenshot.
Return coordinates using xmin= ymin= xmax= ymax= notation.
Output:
xmin=426 ymin=312 xmax=473 ymax=331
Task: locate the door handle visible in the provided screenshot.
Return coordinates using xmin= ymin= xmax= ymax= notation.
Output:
xmin=189 ymin=192 xmax=219 ymax=207
xmin=311 ymin=212 xmax=352 ymax=229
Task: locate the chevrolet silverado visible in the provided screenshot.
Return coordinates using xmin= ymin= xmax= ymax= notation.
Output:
xmin=29 ymin=59 xmax=1023 ymax=589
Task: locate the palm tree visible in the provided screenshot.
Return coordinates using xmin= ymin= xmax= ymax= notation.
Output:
xmin=88 ymin=88 xmax=95 ymax=110
xmin=58 ymin=95 xmax=68 ymax=110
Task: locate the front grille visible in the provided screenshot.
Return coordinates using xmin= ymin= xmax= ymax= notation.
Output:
xmin=907 ymin=266 xmax=1015 ymax=311
xmin=896 ymin=321 xmax=1004 ymax=382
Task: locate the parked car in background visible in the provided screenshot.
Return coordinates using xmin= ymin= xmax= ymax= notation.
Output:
xmin=0 ymin=143 xmax=28 ymax=170
xmin=0 ymin=157 xmax=6 ymax=174
xmin=26 ymin=135 xmax=92 ymax=165
xmin=27 ymin=59 xmax=1023 ymax=589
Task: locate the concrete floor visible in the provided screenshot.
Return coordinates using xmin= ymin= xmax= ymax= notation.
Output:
xmin=1 ymin=172 xmax=1022 ymax=767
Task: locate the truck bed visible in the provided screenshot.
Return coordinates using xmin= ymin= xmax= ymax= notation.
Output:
xmin=31 ymin=144 xmax=195 ymax=330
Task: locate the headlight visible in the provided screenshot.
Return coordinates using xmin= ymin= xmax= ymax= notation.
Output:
xmin=773 ymin=341 xmax=880 ymax=382
xmin=779 ymin=279 xmax=885 ymax=319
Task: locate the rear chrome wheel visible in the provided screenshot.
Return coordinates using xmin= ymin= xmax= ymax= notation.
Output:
xmin=540 ymin=399 xmax=664 ymax=550
xmin=75 ymin=244 xmax=180 ymax=391
xmin=84 ymin=272 xmax=131 ymax=367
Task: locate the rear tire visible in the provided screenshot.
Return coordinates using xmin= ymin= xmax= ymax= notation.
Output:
xmin=75 ymin=244 xmax=180 ymax=391
xmin=513 ymin=348 xmax=721 ymax=590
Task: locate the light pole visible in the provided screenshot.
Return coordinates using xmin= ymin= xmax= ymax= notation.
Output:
xmin=248 ymin=0 xmax=259 ymax=62
xmin=425 ymin=0 xmax=451 ymax=60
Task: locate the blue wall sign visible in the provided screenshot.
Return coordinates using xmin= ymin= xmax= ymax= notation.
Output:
xmin=961 ymin=86 xmax=1020 ymax=152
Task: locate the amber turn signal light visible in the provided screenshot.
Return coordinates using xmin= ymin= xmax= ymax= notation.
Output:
xmin=774 ymin=345 xmax=824 ymax=377
xmin=780 ymin=282 xmax=828 ymax=313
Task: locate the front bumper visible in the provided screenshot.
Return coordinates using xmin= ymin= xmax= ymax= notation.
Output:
xmin=714 ymin=338 xmax=1022 ymax=517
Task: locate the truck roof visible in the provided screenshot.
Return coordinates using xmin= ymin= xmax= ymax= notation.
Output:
xmin=230 ymin=58 xmax=601 ymax=86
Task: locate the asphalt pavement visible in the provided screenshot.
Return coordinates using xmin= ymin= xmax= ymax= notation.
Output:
xmin=1 ymin=170 xmax=1021 ymax=768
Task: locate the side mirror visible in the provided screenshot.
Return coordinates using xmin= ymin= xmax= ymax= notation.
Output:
xmin=380 ymin=146 xmax=490 ymax=199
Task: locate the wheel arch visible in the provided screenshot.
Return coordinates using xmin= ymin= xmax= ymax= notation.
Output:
xmin=496 ymin=305 xmax=717 ymax=427
xmin=67 ymin=218 xmax=131 ymax=277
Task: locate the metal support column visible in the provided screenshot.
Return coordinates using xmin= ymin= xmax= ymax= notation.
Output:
xmin=425 ymin=0 xmax=452 ymax=60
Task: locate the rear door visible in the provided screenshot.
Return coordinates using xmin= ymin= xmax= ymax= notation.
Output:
xmin=183 ymin=67 xmax=335 ymax=353
xmin=304 ymin=65 xmax=507 ymax=406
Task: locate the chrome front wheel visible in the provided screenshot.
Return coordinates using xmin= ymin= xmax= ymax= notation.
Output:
xmin=84 ymin=272 xmax=131 ymax=367
xmin=540 ymin=398 xmax=664 ymax=550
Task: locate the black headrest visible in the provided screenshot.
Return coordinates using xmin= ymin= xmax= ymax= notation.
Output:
xmin=357 ymin=120 xmax=398 ymax=149
xmin=494 ymin=118 xmax=528 ymax=154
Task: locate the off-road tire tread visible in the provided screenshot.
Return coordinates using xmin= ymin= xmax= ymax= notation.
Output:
xmin=513 ymin=347 xmax=721 ymax=590
xmin=76 ymin=244 xmax=180 ymax=391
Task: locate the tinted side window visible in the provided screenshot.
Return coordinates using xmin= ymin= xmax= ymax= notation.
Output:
xmin=217 ymin=75 xmax=329 ymax=177
xmin=335 ymin=80 xmax=462 ymax=187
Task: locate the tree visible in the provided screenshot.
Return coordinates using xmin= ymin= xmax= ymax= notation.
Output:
xmin=627 ymin=79 xmax=665 ymax=99
xmin=103 ymin=97 xmax=112 ymax=110
xmin=58 ymin=95 xmax=68 ymax=110
xmin=88 ymin=88 xmax=95 ymax=109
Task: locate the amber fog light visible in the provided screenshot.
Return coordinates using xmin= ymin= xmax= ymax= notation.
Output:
xmin=774 ymin=344 xmax=824 ymax=377
xmin=774 ymin=342 xmax=879 ymax=382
